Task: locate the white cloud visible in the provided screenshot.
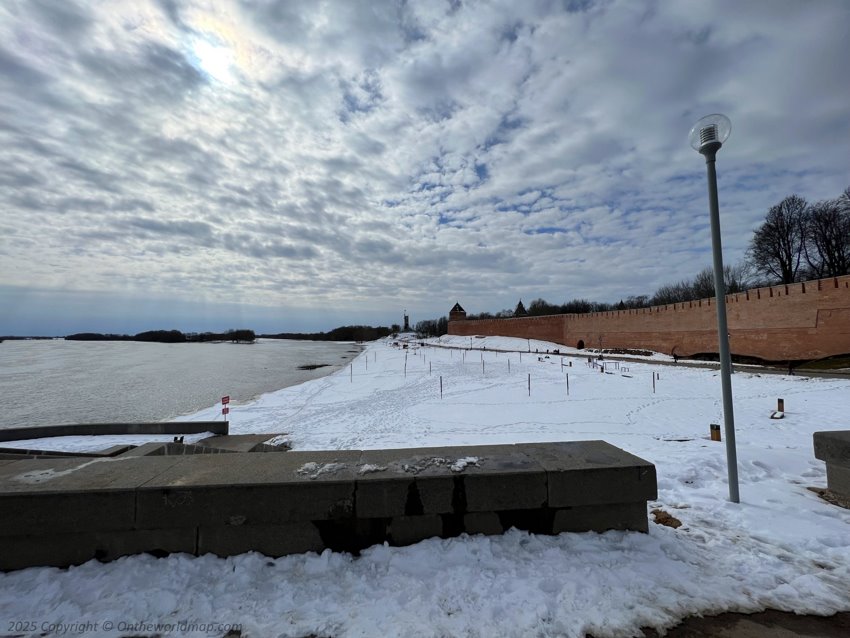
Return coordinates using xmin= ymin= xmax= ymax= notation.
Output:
xmin=1 ymin=0 xmax=848 ymax=333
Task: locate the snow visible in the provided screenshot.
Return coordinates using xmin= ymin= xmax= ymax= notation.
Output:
xmin=1 ymin=336 xmax=849 ymax=637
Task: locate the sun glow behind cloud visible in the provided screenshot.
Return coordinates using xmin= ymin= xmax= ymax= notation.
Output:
xmin=189 ymin=36 xmax=236 ymax=84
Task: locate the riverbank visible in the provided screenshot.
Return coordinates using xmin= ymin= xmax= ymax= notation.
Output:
xmin=1 ymin=335 xmax=848 ymax=637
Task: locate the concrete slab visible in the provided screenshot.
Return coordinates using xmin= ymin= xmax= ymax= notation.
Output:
xmin=522 ymin=441 xmax=657 ymax=506
xmin=197 ymin=434 xmax=289 ymax=453
xmin=826 ymin=463 xmax=850 ymax=497
xmin=387 ymin=514 xmax=443 ymax=546
xmin=0 ymin=456 xmax=187 ymax=536
xmin=0 ymin=527 xmax=196 ymax=571
xmin=136 ymin=452 xmax=361 ymax=527
xmin=463 ymin=512 xmax=504 ymax=535
xmin=0 ymin=455 xmax=186 ymax=493
xmin=359 ymin=444 xmax=547 ymax=514
xmin=198 ymin=522 xmax=324 ymax=558
xmin=814 ymin=430 xmax=850 ymax=465
xmin=460 ymin=449 xmax=547 ymax=512
xmin=1 ymin=492 xmax=137 ymax=536
xmin=552 ymin=502 xmax=648 ymax=534
xmin=116 ymin=443 xmax=170 ymax=457
xmin=93 ymin=445 xmax=135 ymax=457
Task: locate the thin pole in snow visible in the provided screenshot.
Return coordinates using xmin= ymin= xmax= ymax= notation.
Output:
xmin=652 ymin=373 xmax=656 ymax=393
xmin=566 ymin=373 xmax=570 ymax=396
xmin=429 ymin=361 xmax=432 ymax=375
xmin=508 ymin=359 xmax=511 ymax=374
xmin=350 ymin=363 xmax=353 ymax=382
xmin=482 ymin=359 xmax=485 ymax=375
xmin=528 ymin=373 xmax=531 ymax=396
xmin=440 ymin=376 xmax=443 ymax=399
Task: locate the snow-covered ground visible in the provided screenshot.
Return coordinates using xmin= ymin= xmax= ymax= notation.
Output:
xmin=2 ymin=336 xmax=849 ymax=637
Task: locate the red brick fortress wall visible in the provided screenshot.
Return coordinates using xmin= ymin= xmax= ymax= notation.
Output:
xmin=448 ymin=275 xmax=850 ymax=361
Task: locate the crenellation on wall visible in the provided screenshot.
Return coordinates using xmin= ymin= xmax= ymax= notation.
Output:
xmin=448 ymin=275 xmax=850 ymax=361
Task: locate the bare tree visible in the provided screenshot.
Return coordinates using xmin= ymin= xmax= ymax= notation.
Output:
xmin=651 ymin=262 xmax=754 ymax=306
xmin=749 ymin=195 xmax=808 ymax=284
xmin=804 ymin=191 xmax=850 ymax=278
xmin=651 ymin=280 xmax=692 ymax=305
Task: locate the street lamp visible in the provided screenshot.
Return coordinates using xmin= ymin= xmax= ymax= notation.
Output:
xmin=688 ymin=113 xmax=740 ymax=503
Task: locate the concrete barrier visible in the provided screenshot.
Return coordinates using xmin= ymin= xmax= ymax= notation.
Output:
xmin=0 ymin=440 xmax=656 ymax=571
xmin=814 ymin=430 xmax=850 ymax=498
xmin=0 ymin=421 xmax=228 ymax=443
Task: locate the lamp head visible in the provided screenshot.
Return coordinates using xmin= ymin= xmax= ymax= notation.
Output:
xmin=689 ymin=113 xmax=731 ymax=155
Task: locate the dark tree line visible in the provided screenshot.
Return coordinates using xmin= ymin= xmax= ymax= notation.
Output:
xmin=263 ymin=325 xmax=393 ymax=341
xmin=414 ymin=317 xmax=448 ymax=338
xmin=65 ymin=329 xmax=256 ymax=343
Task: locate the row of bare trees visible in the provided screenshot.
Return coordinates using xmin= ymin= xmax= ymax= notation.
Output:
xmin=414 ymin=186 xmax=849 ymax=333
xmin=750 ymin=188 xmax=850 ymax=284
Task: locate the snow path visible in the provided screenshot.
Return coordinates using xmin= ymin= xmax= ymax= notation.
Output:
xmin=1 ymin=335 xmax=849 ymax=637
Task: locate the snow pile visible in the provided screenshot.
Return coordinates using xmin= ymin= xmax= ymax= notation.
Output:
xmin=1 ymin=336 xmax=849 ymax=637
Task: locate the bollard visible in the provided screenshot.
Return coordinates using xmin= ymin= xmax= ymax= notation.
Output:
xmin=710 ymin=423 xmax=721 ymax=442
xmin=777 ymin=398 xmax=784 ymax=412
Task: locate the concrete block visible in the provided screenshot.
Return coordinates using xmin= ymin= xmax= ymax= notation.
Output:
xmin=826 ymin=463 xmax=850 ymax=498
xmin=413 ymin=476 xmax=457 ymax=514
xmin=355 ymin=476 xmax=413 ymax=518
xmin=136 ymin=452 xmax=360 ymax=527
xmin=196 ymin=434 xmax=289 ymax=453
xmin=116 ymin=443 xmax=171 ymax=457
xmin=463 ymin=512 xmax=503 ymax=536
xmin=387 ymin=515 xmax=443 ymax=546
xmin=522 ymin=441 xmax=657 ymax=506
xmin=0 ymin=492 xmax=136 ymax=536
xmin=0 ymin=456 xmax=184 ymax=535
xmin=92 ymin=445 xmax=136 ymax=457
xmin=0 ymin=455 xmax=184 ymax=492
xmin=814 ymin=431 xmax=850 ymax=466
xmin=464 ymin=469 xmax=547 ymax=512
xmin=199 ymin=522 xmax=324 ymax=558
xmin=361 ymin=444 xmax=546 ymax=514
xmin=0 ymin=527 xmax=196 ymax=571
xmin=0 ymin=421 xmax=226 ymax=443
xmin=552 ymin=502 xmax=648 ymax=534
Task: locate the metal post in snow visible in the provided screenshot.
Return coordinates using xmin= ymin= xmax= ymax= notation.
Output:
xmin=440 ymin=375 xmax=443 ymax=399
xmin=652 ymin=373 xmax=656 ymax=393
xmin=430 ymin=361 xmax=432 ymax=376
xmin=528 ymin=373 xmax=531 ymax=396
xmin=566 ymin=373 xmax=569 ymax=396
xmin=508 ymin=359 xmax=511 ymax=374
xmin=350 ymin=363 xmax=353 ymax=382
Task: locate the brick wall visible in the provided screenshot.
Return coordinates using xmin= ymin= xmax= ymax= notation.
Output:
xmin=449 ymin=275 xmax=850 ymax=361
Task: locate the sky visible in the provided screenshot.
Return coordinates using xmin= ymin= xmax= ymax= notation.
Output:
xmin=1 ymin=0 xmax=849 ymax=335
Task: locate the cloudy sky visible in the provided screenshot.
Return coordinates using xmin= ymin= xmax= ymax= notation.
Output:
xmin=1 ymin=0 xmax=848 ymax=335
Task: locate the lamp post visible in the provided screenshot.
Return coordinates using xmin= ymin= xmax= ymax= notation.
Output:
xmin=689 ymin=113 xmax=740 ymax=503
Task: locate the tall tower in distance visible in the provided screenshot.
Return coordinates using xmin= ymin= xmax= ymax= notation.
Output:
xmin=403 ymin=309 xmax=410 ymax=332
xmin=449 ymin=302 xmax=466 ymax=322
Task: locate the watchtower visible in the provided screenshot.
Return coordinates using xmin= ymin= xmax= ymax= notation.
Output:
xmin=449 ymin=302 xmax=466 ymax=322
